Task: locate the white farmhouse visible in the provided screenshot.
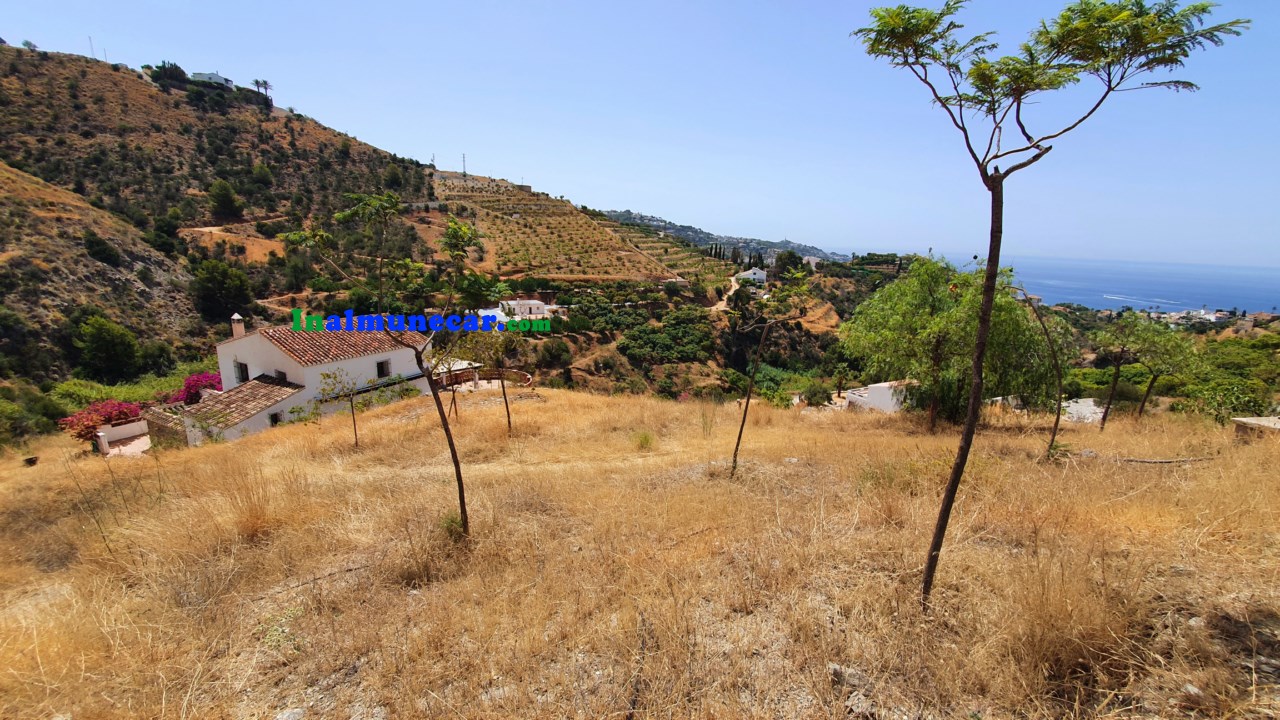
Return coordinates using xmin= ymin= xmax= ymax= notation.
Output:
xmin=734 ymin=267 xmax=767 ymax=284
xmin=145 ymin=315 xmax=474 ymax=446
xmin=478 ymin=298 xmax=567 ymax=323
xmin=191 ymin=71 xmax=234 ymax=89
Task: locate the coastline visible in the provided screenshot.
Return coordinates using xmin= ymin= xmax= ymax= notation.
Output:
xmin=1000 ymin=255 xmax=1278 ymax=312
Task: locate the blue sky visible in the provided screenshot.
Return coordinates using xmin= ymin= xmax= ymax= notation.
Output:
xmin=5 ymin=1 xmax=1276 ymax=265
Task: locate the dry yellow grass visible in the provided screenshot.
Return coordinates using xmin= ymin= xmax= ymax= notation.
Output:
xmin=1 ymin=392 xmax=1277 ymax=718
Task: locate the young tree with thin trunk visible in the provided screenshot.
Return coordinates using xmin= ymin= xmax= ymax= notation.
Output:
xmin=317 ymin=368 xmax=363 ymax=448
xmin=458 ymin=331 xmax=525 ymax=435
xmin=284 ymin=194 xmax=479 ymax=538
xmin=1133 ymin=316 xmax=1196 ymax=418
xmin=853 ymin=0 xmax=1247 ymax=610
xmin=1012 ymin=286 xmax=1072 ymax=459
xmin=1093 ymin=312 xmax=1144 ymax=431
xmin=729 ymin=269 xmax=811 ymax=478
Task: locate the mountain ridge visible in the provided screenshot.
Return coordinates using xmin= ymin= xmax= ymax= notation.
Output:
xmin=602 ymin=209 xmax=851 ymax=263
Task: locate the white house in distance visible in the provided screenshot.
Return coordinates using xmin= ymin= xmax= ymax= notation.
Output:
xmin=735 ymin=267 xmax=767 ymax=284
xmin=477 ymin=298 xmax=567 ymax=325
xmin=191 ymin=71 xmax=235 ymax=89
xmin=145 ymin=315 xmax=475 ymax=446
xmin=845 ymin=380 xmax=913 ymax=414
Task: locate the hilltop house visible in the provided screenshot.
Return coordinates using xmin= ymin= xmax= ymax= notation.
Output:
xmin=191 ymin=71 xmax=234 ymax=89
xmin=735 ymin=267 xmax=767 ymax=284
xmin=144 ymin=315 xmax=475 ymax=446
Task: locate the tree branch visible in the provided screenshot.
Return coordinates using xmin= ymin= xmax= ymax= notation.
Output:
xmin=907 ymin=61 xmax=988 ymax=182
xmin=1000 ymin=144 xmax=1053 ymax=178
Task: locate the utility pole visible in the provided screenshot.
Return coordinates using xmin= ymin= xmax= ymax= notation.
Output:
xmin=89 ymin=36 xmax=95 ymax=59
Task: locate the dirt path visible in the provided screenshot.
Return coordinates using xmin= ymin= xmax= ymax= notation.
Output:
xmin=711 ymin=276 xmax=740 ymax=312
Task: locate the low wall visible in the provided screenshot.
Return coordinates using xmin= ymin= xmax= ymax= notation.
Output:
xmin=98 ymin=419 xmax=149 ymax=443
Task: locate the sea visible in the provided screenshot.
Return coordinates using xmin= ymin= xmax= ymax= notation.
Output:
xmin=999 ymin=255 xmax=1278 ymax=313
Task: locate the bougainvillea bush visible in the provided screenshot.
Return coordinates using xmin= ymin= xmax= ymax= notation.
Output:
xmin=58 ymin=400 xmax=144 ymax=443
xmin=168 ymin=372 xmax=222 ymax=405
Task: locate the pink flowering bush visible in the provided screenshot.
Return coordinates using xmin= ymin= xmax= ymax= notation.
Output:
xmin=169 ymin=372 xmax=222 ymax=405
xmin=59 ymin=400 xmax=144 ymax=443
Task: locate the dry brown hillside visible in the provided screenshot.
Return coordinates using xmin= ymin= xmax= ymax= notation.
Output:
xmin=0 ymin=46 xmax=432 ymax=228
xmin=0 ymin=160 xmax=196 ymax=378
xmin=1 ymin=390 xmax=1277 ymax=718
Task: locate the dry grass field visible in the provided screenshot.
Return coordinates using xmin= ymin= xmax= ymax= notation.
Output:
xmin=1 ymin=391 xmax=1277 ymax=718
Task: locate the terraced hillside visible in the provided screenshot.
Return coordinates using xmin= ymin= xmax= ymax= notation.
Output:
xmin=598 ymin=219 xmax=738 ymax=288
xmin=434 ymin=173 xmax=674 ymax=280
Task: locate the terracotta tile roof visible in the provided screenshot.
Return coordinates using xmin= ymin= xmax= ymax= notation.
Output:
xmin=188 ymin=374 xmax=304 ymax=429
xmin=256 ymin=326 xmax=429 ymax=366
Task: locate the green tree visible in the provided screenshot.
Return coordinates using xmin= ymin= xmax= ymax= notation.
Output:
xmin=840 ymin=257 xmax=1056 ymax=432
xmin=207 ymin=179 xmax=243 ymax=220
xmin=1092 ymin=312 xmax=1145 ymax=430
xmin=74 ymin=316 xmax=140 ymax=383
xmin=191 ymin=260 xmax=252 ymax=320
xmin=1132 ymin=318 xmax=1195 ymax=417
xmin=440 ymin=216 xmax=483 ymax=275
xmin=382 ymin=163 xmax=404 ymax=189
xmin=854 ymin=0 xmax=1247 ymax=609
xmin=772 ymin=250 xmax=806 ymax=278
xmin=251 ymin=163 xmax=274 ymax=187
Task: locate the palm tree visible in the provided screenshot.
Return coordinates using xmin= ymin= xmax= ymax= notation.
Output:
xmin=252 ymin=79 xmax=263 ymax=94
xmin=260 ymin=80 xmax=272 ymax=99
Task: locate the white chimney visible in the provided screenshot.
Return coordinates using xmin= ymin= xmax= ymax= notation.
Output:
xmin=231 ymin=313 xmax=245 ymax=339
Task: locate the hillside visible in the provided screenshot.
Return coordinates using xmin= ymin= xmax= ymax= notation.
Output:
xmin=433 ymin=173 xmax=677 ymax=281
xmin=2 ymin=390 xmax=1277 ymax=717
xmin=0 ymin=46 xmax=433 ymax=228
xmin=604 ymin=209 xmax=852 ymax=263
xmin=0 ymin=160 xmax=196 ymax=381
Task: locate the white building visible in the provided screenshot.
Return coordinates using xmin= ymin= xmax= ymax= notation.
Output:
xmin=845 ymin=380 xmax=913 ymax=414
xmin=146 ymin=315 xmax=474 ymax=445
xmin=191 ymin=72 xmax=234 ymax=89
xmin=478 ymin=298 xmax=567 ymax=323
xmin=735 ymin=267 xmax=767 ymax=284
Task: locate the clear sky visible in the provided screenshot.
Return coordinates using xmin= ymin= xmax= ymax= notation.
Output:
xmin=5 ymin=1 xmax=1276 ymax=265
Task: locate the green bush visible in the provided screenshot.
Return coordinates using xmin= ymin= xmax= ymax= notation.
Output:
xmin=83 ymin=230 xmax=122 ymax=266
xmin=73 ymin=316 xmax=139 ymax=383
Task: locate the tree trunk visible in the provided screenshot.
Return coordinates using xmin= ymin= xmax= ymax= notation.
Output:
xmin=1026 ymin=294 xmax=1064 ymax=458
xmin=349 ymin=393 xmax=359 ymax=448
xmin=920 ymin=174 xmax=1003 ymax=611
xmin=1138 ymin=373 xmax=1158 ymax=418
xmin=928 ymin=396 xmax=939 ymax=433
xmin=1100 ymin=359 xmax=1122 ymax=431
xmin=425 ymin=370 xmax=469 ymax=537
xmin=500 ymin=369 xmax=512 ymax=434
xmin=730 ymin=323 xmax=772 ymax=479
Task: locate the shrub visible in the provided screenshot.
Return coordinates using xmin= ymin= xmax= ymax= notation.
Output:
xmin=801 ymin=380 xmax=833 ymax=407
xmin=58 ymin=399 xmax=144 ymax=443
xmin=536 ymin=338 xmax=572 ymax=368
xmin=83 ymin=230 xmax=122 ymax=266
xmin=169 ymin=372 xmax=222 ymax=405
xmin=74 ymin=316 xmax=140 ymax=383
